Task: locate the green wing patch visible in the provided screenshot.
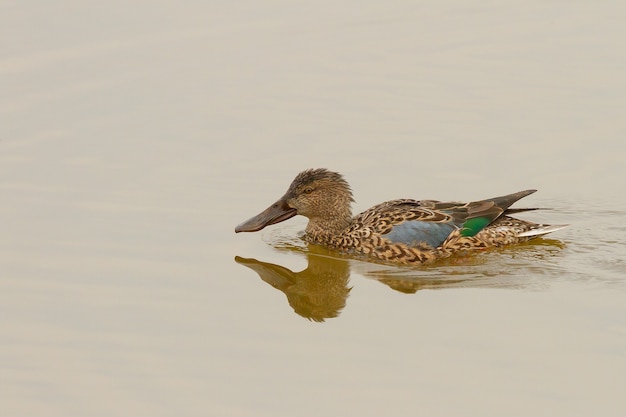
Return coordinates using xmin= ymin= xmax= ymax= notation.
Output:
xmin=460 ymin=217 xmax=491 ymax=237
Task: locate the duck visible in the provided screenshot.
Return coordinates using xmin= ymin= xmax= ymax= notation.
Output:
xmin=235 ymin=168 xmax=567 ymax=264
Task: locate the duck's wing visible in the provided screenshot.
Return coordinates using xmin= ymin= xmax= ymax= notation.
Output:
xmin=361 ymin=190 xmax=538 ymax=248
xmin=383 ymin=218 xmax=457 ymax=248
xmin=355 ymin=199 xmax=458 ymax=248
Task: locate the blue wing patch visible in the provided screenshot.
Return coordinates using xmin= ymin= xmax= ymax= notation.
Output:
xmin=384 ymin=221 xmax=456 ymax=248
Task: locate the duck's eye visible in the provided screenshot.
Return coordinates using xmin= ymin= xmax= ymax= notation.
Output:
xmin=303 ymin=187 xmax=314 ymax=194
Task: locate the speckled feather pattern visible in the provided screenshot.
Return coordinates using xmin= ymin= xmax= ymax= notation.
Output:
xmin=237 ymin=169 xmax=566 ymax=264
xmin=305 ymin=200 xmax=551 ymax=264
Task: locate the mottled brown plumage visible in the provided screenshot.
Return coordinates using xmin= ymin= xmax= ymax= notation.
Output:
xmin=236 ymin=169 xmax=567 ymax=264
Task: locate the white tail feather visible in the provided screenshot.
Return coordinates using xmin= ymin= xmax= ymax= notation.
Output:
xmin=517 ymin=224 xmax=569 ymax=238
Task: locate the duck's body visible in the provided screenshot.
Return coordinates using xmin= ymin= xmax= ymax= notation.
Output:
xmin=236 ymin=169 xmax=567 ymax=264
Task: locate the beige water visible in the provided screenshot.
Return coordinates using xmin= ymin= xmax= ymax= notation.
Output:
xmin=2 ymin=2 xmax=625 ymax=416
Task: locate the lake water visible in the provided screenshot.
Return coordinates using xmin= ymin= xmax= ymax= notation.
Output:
xmin=2 ymin=2 xmax=625 ymax=416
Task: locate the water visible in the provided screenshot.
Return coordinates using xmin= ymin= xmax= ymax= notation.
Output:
xmin=2 ymin=2 xmax=625 ymax=416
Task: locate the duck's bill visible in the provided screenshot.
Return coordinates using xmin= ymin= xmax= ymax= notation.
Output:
xmin=235 ymin=199 xmax=297 ymax=233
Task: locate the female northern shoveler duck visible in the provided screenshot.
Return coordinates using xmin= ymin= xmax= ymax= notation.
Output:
xmin=235 ymin=168 xmax=567 ymax=264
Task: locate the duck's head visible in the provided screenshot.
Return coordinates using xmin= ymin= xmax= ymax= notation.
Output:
xmin=235 ymin=168 xmax=354 ymax=234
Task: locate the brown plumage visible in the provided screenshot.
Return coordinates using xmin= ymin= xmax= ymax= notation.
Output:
xmin=236 ymin=169 xmax=567 ymax=264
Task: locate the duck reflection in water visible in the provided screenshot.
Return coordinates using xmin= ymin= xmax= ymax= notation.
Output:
xmin=236 ymin=239 xmax=565 ymax=321
xmin=235 ymin=246 xmax=351 ymax=322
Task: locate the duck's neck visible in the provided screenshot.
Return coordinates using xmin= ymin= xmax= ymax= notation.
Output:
xmin=305 ymin=212 xmax=352 ymax=245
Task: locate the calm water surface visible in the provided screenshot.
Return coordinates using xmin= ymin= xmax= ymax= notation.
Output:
xmin=2 ymin=2 xmax=625 ymax=416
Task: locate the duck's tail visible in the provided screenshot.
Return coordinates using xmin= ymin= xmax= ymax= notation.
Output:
xmin=517 ymin=223 xmax=569 ymax=238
